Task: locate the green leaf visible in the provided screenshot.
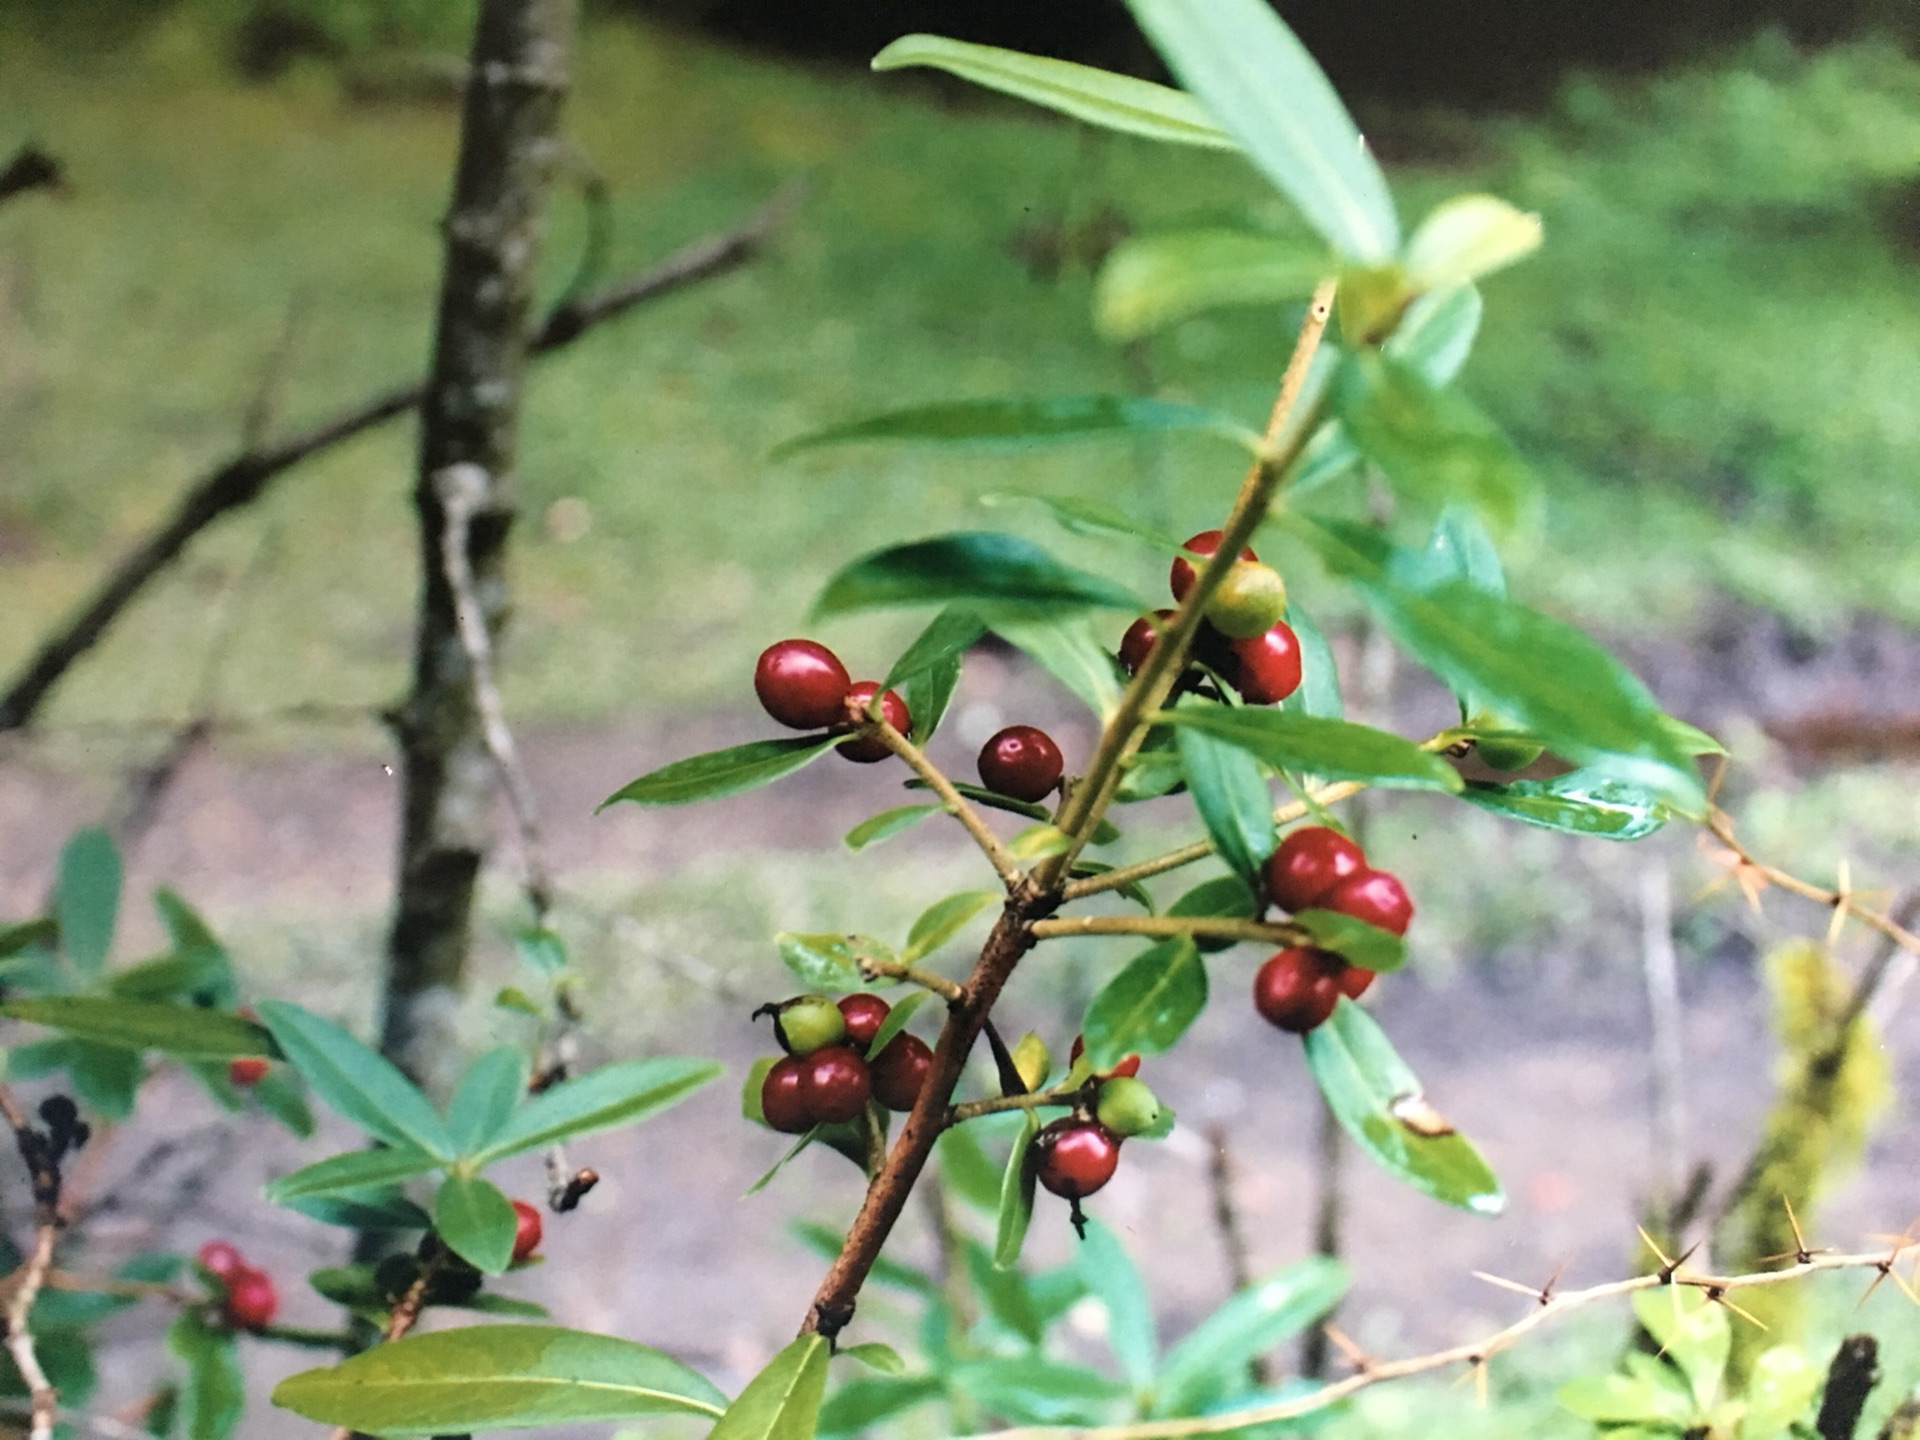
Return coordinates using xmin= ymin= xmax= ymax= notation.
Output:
xmin=837 ymin=1344 xmax=905 ymax=1377
xmin=55 ymin=827 xmax=120 ymax=975
xmin=1081 ymin=937 xmax=1208 ymax=1070
xmin=434 ymin=1174 xmax=519 ymax=1276
xmin=1331 ymin=352 xmax=1532 ymax=532
xmin=495 ymin=986 xmax=542 ymax=1017
xmin=1631 ymin=1287 xmax=1728 ymax=1411
xmin=844 ymin=805 xmax=941 ymax=851
xmin=68 ymin=1039 xmax=141 ymax=1119
xmin=818 ymin=1375 xmax=943 ymax=1437
xmin=251 ymin=1066 xmax=316 ymax=1138
xmin=284 ymin=1186 xmax=431 ymax=1231
xmin=1169 ymin=874 xmax=1256 ymax=951
xmin=1281 ymin=604 xmax=1343 ymax=721
xmin=993 ymin=1112 xmax=1042 ymax=1268
xmin=273 ymin=1324 xmax=728 ymax=1434
xmin=951 ymin=1355 xmax=1126 ymax=1426
xmin=1462 ymin=768 xmax=1673 ymax=841
xmin=904 ymin=779 xmax=1119 ymax=843
xmin=886 ymin=606 xmax=983 ymax=743
xmin=1400 ymin=504 xmax=1507 ymax=599
xmin=1077 ymin=1218 xmax=1156 ymax=1392
xmin=0 ymin=997 xmax=273 ymax=1059
xmin=1286 ymin=517 xmax=1706 ymax=816
xmin=1392 ymin=283 xmax=1483 ymax=386
xmin=937 ymin=1125 xmax=1005 ymax=1213
xmin=1174 ymin=719 xmax=1274 ymax=883
xmin=259 ymin=1001 xmax=454 ymax=1159
xmin=966 ymin=1240 xmax=1044 ymax=1346
xmin=1008 ymin=823 xmax=1073 ymax=860
xmin=983 ymin=609 xmax=1125 ymax=719
xmin=709 ymin=1334 xmax=832 ymax=1440
xmin=0 ymin=918 xmax=55 ymax=961
xmin=1124 ymin=0 xmax=1397 ymax=261
xmin=1093 ymin=229 xmax=1330 ymax=340
xmin=599 ymin=736 xmax=836 ymax=810
xmin=1555 ymin=1372 xmax=1696 ymax=1426
xmin=265 ymin=1146 xmax=443 ymax=1204
xmin=789 ymin=1221 xmax=934 ymax=1296
xmin=778 ymin=397 xmax=1259 ymax=464
xmin=863 ymin=991 xmax=931 ymax=1062
xmin=1160 ymin=703 xmax=1461 ymax=792
xmin=1404 ymin=194 xmax=1542 ymax=292
xmin=746 ymin=1127 xmax=822 ymax=1196
xmin=1743 ymin=1346 xmax=1821 ymax=1440
xmin=1151 ymin=1257 xmax=1348 ymax=1418
xmin=1069 ymin=862 xmax=1156 ymax=913
xmin=515 ymin=928 xmax=567 ymax=975
xmin=107 ymin=951 xmax=231 ymax=1003
xmin=871 ymin=35 xmax=1237 ymax=150
xmin=153 ymin=889 xmax=235 ymax=1002
xmin=447 ymin=1046 xmax=529 ymax=1157
xmin=1303 ymin=1001 xmax=1503 ymax=1213
xmin=982 ymin=492 xmax=1186 ymax=554
xmin=169 ymin=1310 xmax=244 ymax=1440
xmin=813 ymin=531 xmax=1144 ymax=620
xmin=903 ymin=892 xmax=998 ymax=964
xmin=775 ymin=933 xmax=885 ymax=991
xmin=1291 ymin=910 xmax=1406 ymax=973
xmin=473 ymin=1056 xmax=721 ymax=1164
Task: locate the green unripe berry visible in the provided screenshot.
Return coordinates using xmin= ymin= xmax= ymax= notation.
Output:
xmin=777 ymin=995 xmax=847 ymax=1057
xmin=1094 ymin=1076 xmax=1163 ymax=1138
xmin=1011 ymin=1032 xmax=1052 ymax=1093
xmin=1204 ymin=561 xmax=1289 ymax=639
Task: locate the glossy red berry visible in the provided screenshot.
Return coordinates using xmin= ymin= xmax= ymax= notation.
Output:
xmin=197 ymin=1241 xmax=245 ymax=1283
xmin=1265 ymin=825 xmax=1366 ymax=914
xmin=1323 ymin=869 xmax=1414 ymax=937
xmin=870 ymin=1032 xmax=934 ymax=1112
xmin=798 ymin=1045 xmax=871 ymax=1124
xmin=1252 ymin=947 xmax=1343 ymax=1033
xmin=835 ymin=682 xmax=911 ymax=763
xmin=228 ymin=1056 xmax=269 ymax=1087
xmin=837 ymin=993 xmax=891 ymax=1050
xmin=1120 ymin=610 xmax=1175 ymax=675
xmin=222 ymin=1267 xmax=277 ymax=1331
xmin=1337 ymin=964 xmax=1377 ymax=1000
xmin=510 ymin=1199 xmax=543 ymax=1262
xmin=1222 ymin=621 xmax=1302 ymax=705
xmin=761 ymin=1056 xmax=812 ymax=1134
xmin=755 ymin=640 xmax=851 ymax=731
xmin=978 ymin=725 xmax=1064 ymax=803
xmin=1170 ymin=531 xmax=1258 ymax=603
xmin=1034 ymin=1118 xmax=1121 ymax=1200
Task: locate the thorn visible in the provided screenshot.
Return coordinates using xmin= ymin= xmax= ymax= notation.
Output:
xmin=1760 ymin=1195 xmax=1828 ymax=1266
xmin=1322 ymin=1322 xmax=1372 ymax=1374
xmin=1471 ymin=1271 xmax=1541 ymax=1300
xmin=1638 ymin=1227 xmax=1698 ymax=1283
xmin=1704 ymin=1286 xmax=1768 ymax=1331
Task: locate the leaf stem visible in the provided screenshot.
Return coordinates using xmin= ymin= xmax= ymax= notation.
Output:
xmin=859 ymin=956 xmax=964 ymax=1002
xmin=868 ymin=714 xmax=1024 ymax=890
xmin=1030 ymin=914 xmax=1309 ymax=946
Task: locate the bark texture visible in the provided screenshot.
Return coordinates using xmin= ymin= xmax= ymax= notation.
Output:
xmin=383 ymin=0 xmax=577 ymax=1089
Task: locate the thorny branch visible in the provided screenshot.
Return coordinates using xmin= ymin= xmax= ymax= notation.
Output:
xmin=1704 ymin=810 xmax=1920 ymax=959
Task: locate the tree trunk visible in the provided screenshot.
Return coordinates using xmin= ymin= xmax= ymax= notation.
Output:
xmin=382 ymin=0 xmax=578 ymax=1089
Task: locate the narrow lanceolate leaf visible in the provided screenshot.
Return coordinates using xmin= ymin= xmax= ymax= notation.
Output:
xmin=1287 ymin=517 xmax=1706 ymax=816
xmin=1399 ymin=504 xmax=1508 ymax=599
xmin=55 ymin=826 xmax=121 ymax=975
xmin=709 ymin=1335 xmax=832 ymax=1440
xmin=473 ymin=1056 xmax=721 ymax=1164
xmin=1304 ymin=1001 xmax=1502 ymax=1213
xmin=871 ymin=35 xmax=1237 ymax=150
xmin=1159 ymin=704 xmax=1461 ymax=792
xmin=1077 ymin=1219 xmax=1157 ymax=1392
xmin=983 ymin=493 xmax=1186 ymax=554
xmin=1125 ymin=0 xmax=1398 ymax=261
xmin=1150 ymin=1257 xmax=1348 ymax=1418
xmin=1094 ymin=229 xmax=1331 ymax=340
xmin=1404 ymin=193 xmax=1543 ymax=292
xmin=903 ymin=892 xmax=998 ymax=964
xmin=951 ymin=1355 xmax=1127 ymax=1426
xmin=0 ymin=918 xmax=56 ymax=961
xmin=1462 ymin=768 xmax=1673 ymax=841
xmin=1290 ymin=910 xmax=1406 ymax=972
xmin=0 ymin=997 xmax=275 ymax=1060
xmin=1081 ymin=938 xmax=1207 ymax=1070
xmin=844 ymin=805 xmax=941 ymax=851
xmin=169 ymin=1311 xmax=244 ymax=1440
xmin=887 ymin=605 xmax=985 ymax=743
xmin=863 ymin=991 xmax=930 ymax=1063
xmin=446 ymin=1046 xmax=530 ymax=1157
xmin=994 ymin=1112 xmax=1043 ymax=1268
xmin=273 ymin=1325 xmax=728 ymax=1434
xmin=434 ymin=1174 xmax=519 ymax=1275
xmin=775 ymin=933 xmax=881 ymax=991
xmin=599 ymin=736 xmax=836 ymax=810
xmin=1174 ymin=720 xmax=1275 ymax=884
xmin=265 ymin=1146 xmax=443 ymax=1205
xmin=259 ymin=1001 xmax=454 ymax=1159
xmin=838 ymin=1343 xmax=907 ymax=1376
xmin=814 ymin=532 xmax=1142 ymax=620
xmin=775 ymin=396 xmax=1259 ymax=463
xmin=905 ymin=779 xmax=1120 ymax=843
xmin=984 ymin=609 xmax=1125 ymax=719
xmin=1332 ymin=352 xmax=1533 ymax=532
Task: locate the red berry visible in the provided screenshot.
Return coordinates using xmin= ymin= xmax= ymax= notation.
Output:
xmin=835 ymin=682 xmax=911 ymax=763
xmin=1034 ymin=1118 xmax=1121 ymax=1200
xmin=1067 ymin=1036 xmax=1142 ymax=1080
xmin=222 ymin=1267 xmax=277 ymax=1330
xmin=1252 ymin=947 xmax=1343 ymax=1033
xmin=510 ymin=1199 xmax=543 ymax=1262
xmin=870 ymin=1033 xmax=933 ymax=1112
xmin=1222 ymin=621 xmax=1302 ymax=705
xmin=1120 ymin=610 xmax=1175 ymax=675
xmin=761 ymin=1056 xmax=811 ymax=1134
xmin=228 ymin=1056 xmax=269 ymax=1087
xmin=197 ymin=1241 xmax=245 ymax=1282
xmin=797 ymin=1045 xmax=871 ymax=1124
xmin=1323 ymin=869 xmax=1414 ymax=937
xmin=978 ymin=725 xmax=1064 ymax=803
xmin=1265 ymin=825 xmax=1366 ymax=914
xmin=755 ymin=640 xmax=851 ymax=731
xmin=1338 ymin=964 xmax=1376 ymax=1000
xmin=837 ymin=993 xmax=891 ymax=1050
xmin=1171 ymin=531 xmax=1257 ymax=604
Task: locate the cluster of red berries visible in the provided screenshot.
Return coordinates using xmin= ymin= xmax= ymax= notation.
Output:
xmin=197 ymin=1241 xmax=278 ymax=1331
xmin=1032 ymin=1042 xmax=1159 ymax=1216
xmin=757 ymin=993 xmax=934 ymax=1133
xmin=1253 ymin=825 xmax=1414 ymax=1034
xmin=754 ymin=640 xmax=911 ymax=763
xmin=1119 ymin=531 xmax=1302 ymax=705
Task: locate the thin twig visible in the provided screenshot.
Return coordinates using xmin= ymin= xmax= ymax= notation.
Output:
xmin=860 ymin=957 xmax=964 ymax=1002
xmin=868 ymin=714 xmax=1024 ymax=889
xmin=1704 ymin=812 xmax=1920 ymax=958
xmin=950 ymin=1085 xmax=1089 ymax=1124
xmin=0 ymin=1086 xmax=70 ymax=1440
xmin=1030 ymin=915 xmax=1309 ymax=946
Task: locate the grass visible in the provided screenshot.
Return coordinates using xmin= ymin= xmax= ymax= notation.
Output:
xmin=1 ymin=18 xmax=1917 ymax=734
